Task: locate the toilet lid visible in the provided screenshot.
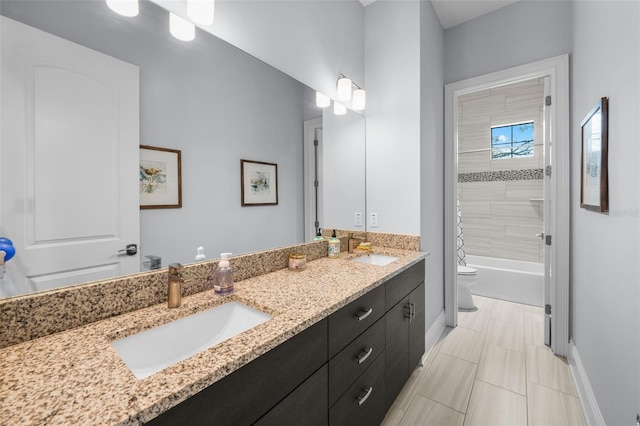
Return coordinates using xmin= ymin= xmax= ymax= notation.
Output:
xmin=458 ymin=265 xmax=477 ymax=275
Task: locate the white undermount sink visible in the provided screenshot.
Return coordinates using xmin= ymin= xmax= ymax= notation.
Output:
xmin=111 ymin=301 xmax=272 ymax=379
xmin=352 ymin=253 xmax=400 ymax=266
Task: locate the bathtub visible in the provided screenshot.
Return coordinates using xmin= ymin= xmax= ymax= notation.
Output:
xmin=465 ymin=255 xmax=544 ymax=307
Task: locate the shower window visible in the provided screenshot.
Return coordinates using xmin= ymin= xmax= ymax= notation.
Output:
xmin=491 ymin=121 xmax=534 ymax=159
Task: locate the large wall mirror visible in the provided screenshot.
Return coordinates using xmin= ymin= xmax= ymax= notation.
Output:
xmin=0 ymin=0 xmax=366 ymax=299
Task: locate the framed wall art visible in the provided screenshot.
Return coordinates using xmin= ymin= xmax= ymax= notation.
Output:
xmin=241 ymin=159 xmax=278 ymax=206
xmin=139 ymin=145 xmax=182 ymax=209
xmin=580 ymin=97 xmax=609 ymax=213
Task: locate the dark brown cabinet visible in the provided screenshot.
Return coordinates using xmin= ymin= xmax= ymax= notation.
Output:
xmin=384 ymin=260 xmax=426 ymax=410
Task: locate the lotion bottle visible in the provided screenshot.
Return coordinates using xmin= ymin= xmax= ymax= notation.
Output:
xmin=195 ymin=246 xmax=206 ymax=261
xmin=214 ymin=252 xmax=234 ymax=295
xmin=328 ymin=230 xmax=340 ymax=259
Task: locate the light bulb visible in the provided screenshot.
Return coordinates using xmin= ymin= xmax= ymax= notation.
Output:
xmin=106 ymin=0 xmax=139 ymax=17
xmin=187 ymin=0 xmax=215 ymax=26
xmin=170 ymin=12 xmax=195 ymax=41
xmin=316 ymin=92 xmax=330 ymax=108
xmin=333 ymin=102 xmax=346 ymax=115
xmin=352 ymin=89 xmax=366 ymax=110
xmin=337 ymin=77 xmax=352 ymax=101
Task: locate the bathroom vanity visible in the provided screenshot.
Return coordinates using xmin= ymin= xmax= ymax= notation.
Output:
xmin=0 ymin=244 xmax=426 ymax=425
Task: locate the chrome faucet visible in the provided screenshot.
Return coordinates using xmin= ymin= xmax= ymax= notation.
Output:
xmin=348 ymin=233 xmax=366 ymax=254
xmin=167 ymin=263 xmax=190 ymax=308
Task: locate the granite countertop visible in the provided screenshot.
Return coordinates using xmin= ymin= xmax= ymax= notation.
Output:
xmin=0 ymin=247 xmax=427 ymax=425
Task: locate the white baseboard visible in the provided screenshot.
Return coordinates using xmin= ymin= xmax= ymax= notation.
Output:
xmin=425 ymin=309 xmax=446 ymax=354
xmin=568 ymin=339 xmax=606 ymax=426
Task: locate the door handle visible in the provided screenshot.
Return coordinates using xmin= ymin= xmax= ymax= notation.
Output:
xmin=118 ymin=244 xmax=138 ymax=256
xmin=536 ymin=233 xmax=545 ymax=240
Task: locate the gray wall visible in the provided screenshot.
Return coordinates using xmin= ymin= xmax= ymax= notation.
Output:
xmin=2 ymin=1 xmax=306 ymax=265
xmin=571 ymin=1 xmax=640 ymax=424
xmin=444 ymin=0 xmax=573 ymax=84
xmin=420 ymin=0 xmax=446 ymax=335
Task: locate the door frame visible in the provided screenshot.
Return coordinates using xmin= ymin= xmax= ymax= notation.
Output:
xmin=444 ymin=54 xmax=570 ymax=356
xmin=303 ymin=117 xmax=323 ymax=242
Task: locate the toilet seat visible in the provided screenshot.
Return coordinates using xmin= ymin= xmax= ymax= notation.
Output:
xmin=457 ymin=265 xmax=477 ymax=276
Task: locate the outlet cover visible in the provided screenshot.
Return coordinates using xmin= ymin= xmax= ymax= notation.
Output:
xmin=370 ymin=212 xmax=378 ymax=228
xmin=354 ymin=212 xmax=363 ymax=227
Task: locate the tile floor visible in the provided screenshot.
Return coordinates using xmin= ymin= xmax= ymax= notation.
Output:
xmin=382 ymin=296 xmax=586 ymax=426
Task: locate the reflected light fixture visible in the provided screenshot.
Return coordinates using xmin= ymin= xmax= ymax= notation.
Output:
xmin=352 ymin=88 xmax=366 ymax=110
xmin=170 ymin=12 xmax=196 ymax=41
xmin=187 ymin=0 xmax=215 ymax=26
xmin=333 ymin=102 xmax=347 ymax=115
xmin=316 ymin=92 xmax=330 ymax=108
xmin=106 ymin=0 xmax=139 ymax=17
xmin=336 ymin=76 xmax=352 ymax=101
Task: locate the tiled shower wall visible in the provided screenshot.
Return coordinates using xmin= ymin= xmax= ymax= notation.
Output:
xmin=457 ymin=78 xmax=544 ymax=263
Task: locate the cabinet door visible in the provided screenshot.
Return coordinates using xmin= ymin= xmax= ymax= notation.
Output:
xmin=408 ymin=282 xmax=425 ymax=371
xmin=384 ymin=296 xmax=410 ymax=410
xmin=255 ymin=364 xmax=328 ymax=426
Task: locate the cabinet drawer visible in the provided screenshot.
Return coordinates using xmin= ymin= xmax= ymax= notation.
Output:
xmin=328 ymin=317 xmax=385 ymax=407
xmin=329 ymin=351 xmax=386 ymax=426
xmin=328 ymin=284 xmax=385 ymax=358
xmin=385 ymin=260 xmax=425 ymax=311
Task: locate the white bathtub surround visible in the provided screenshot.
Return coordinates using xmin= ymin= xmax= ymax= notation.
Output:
xmin=466 ymin=255 xmax=543 ymax=307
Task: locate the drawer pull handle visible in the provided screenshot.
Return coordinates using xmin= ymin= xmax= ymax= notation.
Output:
xmin=357 ymin=387 xmax=373 ymax=406
xmin=356 ymin=347 xmax=373 ymax=364
xmin=356 ymin=308 xmax=373 ymax=321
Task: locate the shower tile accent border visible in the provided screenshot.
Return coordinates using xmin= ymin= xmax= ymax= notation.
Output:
xmin=458 ymin=168 xmax=544 ymax=183
xmin=0 ymin=231 xmax=419 ymax=348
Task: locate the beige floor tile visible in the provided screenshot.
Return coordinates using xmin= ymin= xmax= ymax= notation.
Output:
xmin=477 ymin=344 xmax=526 ymax=395
xmin=525 ymin=344 xmax=577 ymax=396
xmin=486 ymin=318 xmax=525 ymax=352
xmin=399 ymin=394 xmax=465 ymax=426
xmin=523 ymin=303 xmax=544 ymax=322
xmin=417 ymin=353 xmax=477 ymax=413
xmin=524 ymin=317 xmax=546 ymax=347
xmin=381 ymin=405 xmax=405 ymax=426
xmin=458 ymin=308 xmax=490 ymax=333
xmin=391 ymin=362 xmax=429 ymax=411
xmin=527 ymin=381 xmax=586 ymax=426
xmin=464 ymin=380 xmax=527 ymax=426
xmin=439 ymin=326 xmax=485 ymax=364
xmin=424 ymin=327 xmax=452 ymax=366
xmin=490 ymin=299 xmax=524 ymax=323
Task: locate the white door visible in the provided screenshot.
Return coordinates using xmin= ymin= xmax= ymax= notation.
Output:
xmin=1 ymin=16 xmax=140 ymax=294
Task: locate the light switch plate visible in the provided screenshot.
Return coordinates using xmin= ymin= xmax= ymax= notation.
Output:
xmin=370 ymin=212 xmax=378 ymax=228
xmin=354 ymin=212 xmax=363 ymax=227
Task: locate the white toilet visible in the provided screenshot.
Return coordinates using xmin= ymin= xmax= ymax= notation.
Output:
xmin=457 ymin=265 xmax=478 ymax=311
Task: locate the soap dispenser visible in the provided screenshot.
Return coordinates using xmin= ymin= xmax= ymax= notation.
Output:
xmin=328 ymin=230 xmax=340 ymax=259
xmin=314 ymin=228 xmax=324 ymax=240
xmin=195 ymin=246 xmax=206 ymax=261
xmin=214 ymin=252 xmax=234 ymax=295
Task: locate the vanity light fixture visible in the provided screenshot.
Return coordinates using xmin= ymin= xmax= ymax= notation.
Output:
xmin=352 ymin=88 xmax=366 ymax=110
xmin=333 ymin=102 xmax=347 ymax=115
xmin=187 ymin=0 xmax=215 ymax=26
xmin=106 ymin=0 xmax=139 ymax=17
xmin=336 ymin=76 xmax=352 ymax=101
xmin=336 ymin=74 xmax=366 ymax=110
xmin=316 ymin=92 xmax=331 ymax=108
xmin=170 ymin=12 xmax=196 ymax=41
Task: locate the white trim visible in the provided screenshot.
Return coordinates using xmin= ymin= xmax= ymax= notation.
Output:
xmin=425 ymin=309 xmax=446 ymax=354
xmin=568 ymin=340 xmax=606 ymax=426
xmin=444 ymin=54 xmax=570 ymax=356
xmin=303 ymin=118 xmax=323 ymax=242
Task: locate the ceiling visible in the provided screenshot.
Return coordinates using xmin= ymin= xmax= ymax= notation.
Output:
xmin=360 ymin=0 xmax=520 ymax=30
